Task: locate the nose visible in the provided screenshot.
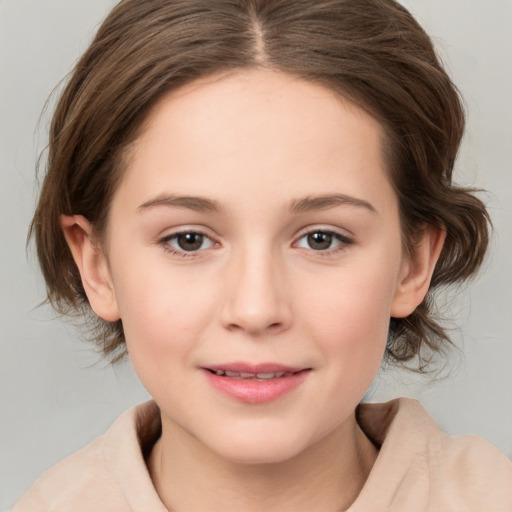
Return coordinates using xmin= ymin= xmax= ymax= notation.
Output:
xmin=220 ymin=245 xmax=292 ymax=336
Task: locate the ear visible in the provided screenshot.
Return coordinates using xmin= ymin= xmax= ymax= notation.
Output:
xmin=60 ymin=215 xmax=120 ymax=322
xmin=391 ymin=225 xmax=446 ymax=318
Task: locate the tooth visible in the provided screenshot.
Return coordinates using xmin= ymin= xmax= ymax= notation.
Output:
xmin=275 ymin=372 xmax=285 ymax=378
xmin=215 ymin=370 xmax=225 ymax=376
xmin=283 ymin=372 xmax=293 ymax=377
xmin=225 ymin=371 xmax=240 ymax=378
xmin=240 ymin=372 xmax=255 ymax=378
xmin=256 ymin=372 xmax=275 ymax=379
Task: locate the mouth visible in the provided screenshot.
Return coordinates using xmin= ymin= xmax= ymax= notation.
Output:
xmin=202 ymin=362 xmax=310 ymax=379
xmin=201 ymin=363 xmax=311 ymax=404
xmin=204 ymin=369 xmax=302 ymax=380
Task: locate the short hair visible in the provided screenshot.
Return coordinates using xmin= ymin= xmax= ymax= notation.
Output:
xmin=30 ymin=0 xmax=490 ymax=366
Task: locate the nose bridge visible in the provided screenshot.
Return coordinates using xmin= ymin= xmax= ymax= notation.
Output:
xmin=221 ymin=239 xmax=291 ymax=335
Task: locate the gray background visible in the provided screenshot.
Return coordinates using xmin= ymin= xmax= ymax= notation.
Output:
xmin=1 ymin=0 xmax=511 ymax=508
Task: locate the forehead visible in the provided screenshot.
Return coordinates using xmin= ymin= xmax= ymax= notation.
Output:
xmin=114 ymin=69 xmax=396 ymax=218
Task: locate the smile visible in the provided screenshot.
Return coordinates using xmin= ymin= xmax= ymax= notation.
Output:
xmin=201 ymin=363 xmax=311 ymax=404
xmin=207 ymin=369 xmax=298 ymax=380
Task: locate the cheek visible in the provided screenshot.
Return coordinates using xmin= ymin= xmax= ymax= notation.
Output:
xmin=307 ymin=290 xmax=390 ymax=415
xmin=301 ymin=257 xmax=398 ymax=333
xmin=297 ymin=254 xmax=400 ymax=376
xmin=111 ymin=260 xmax=216 ymax=367
xmin=312 ymin=289 xmax=390 ymax=374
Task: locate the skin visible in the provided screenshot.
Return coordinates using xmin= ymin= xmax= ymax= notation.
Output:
xmin=62 ymin=70 xmax=444 ymax=511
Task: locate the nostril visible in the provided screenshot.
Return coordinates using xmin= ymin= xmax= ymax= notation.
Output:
xmin=220 ymin=291 xmax=292 ymax=335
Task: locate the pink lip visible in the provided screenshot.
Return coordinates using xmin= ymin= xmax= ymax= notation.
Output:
xmin=201 ymin=362 xmax=311 ymax=404
xmin=205 ymin=362 xmax=304 ymax=374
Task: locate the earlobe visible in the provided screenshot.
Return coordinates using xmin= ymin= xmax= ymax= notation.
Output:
xmin=60 ymin=215 xmax=121 ymax=322
xmin=390 ymin=225 xmax=446 ymax=318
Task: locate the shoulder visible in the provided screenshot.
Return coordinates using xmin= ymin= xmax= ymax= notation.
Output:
xmin=393 ymin=398 xmax=512 ymax=485
xmin=12 ymin=401 xmax=164 ymax=512
xmin=12 ymin=433 xmax=122 ymax=511
xmin=430 ymin=429 xmax=512 ymax=507
xmin=354 ymin=398 xmax=512 ymax=512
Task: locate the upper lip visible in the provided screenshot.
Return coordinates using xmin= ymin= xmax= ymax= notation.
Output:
xmin=202 ymin=362 xmax=308 ymax=374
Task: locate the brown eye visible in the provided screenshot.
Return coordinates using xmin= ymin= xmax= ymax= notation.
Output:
xmin=295 ymin=230 xmax=352 ymax=252
xmin=176 ymin=232 xmax=204 ymax=251
xmin=307 ymin=232 xmax=333 ymax=250
xmin=162 ymin=231 xmax=215 ymax=254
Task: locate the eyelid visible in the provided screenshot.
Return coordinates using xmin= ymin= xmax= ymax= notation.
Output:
xmin=156 ymin=222 xmax=221 ymax=242
xmin=294 ymin=225 xmax=354 ymax=242
xmin=156 ymin=225 xmax=353 ymax=258
xmin=158 ymin=227 xmax=219 ymax=258
xmin=293 ymin=226 xmax=354 ymax=253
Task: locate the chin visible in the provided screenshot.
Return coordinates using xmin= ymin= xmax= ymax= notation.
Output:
xmin=202 ymin=422 xmax=318 ymax=466
xmin=217 ymin=440 xmax=305 ymax=466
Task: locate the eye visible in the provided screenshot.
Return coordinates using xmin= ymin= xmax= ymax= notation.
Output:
xmin=295 ymin=230 xmax=351 ymax=252
xmin=161 ymin=231 xmax=215 ymax=254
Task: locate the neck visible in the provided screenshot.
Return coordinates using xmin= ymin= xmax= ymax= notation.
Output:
xmin=148 ymin=411 xmax=377 ymax=512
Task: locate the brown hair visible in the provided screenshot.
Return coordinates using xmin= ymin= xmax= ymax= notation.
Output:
xmin=30 ymin=0 xmax=490 ymax=366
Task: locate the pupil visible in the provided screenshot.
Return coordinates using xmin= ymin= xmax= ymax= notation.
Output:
xmin=308 ymin=232 xmax=332 ymax=250
xmin=177 ymin=233 xmax=203 ymax=251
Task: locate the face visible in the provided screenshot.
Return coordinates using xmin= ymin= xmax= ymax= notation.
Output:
xmin=94 ymin=70 xmax=413 ymax=463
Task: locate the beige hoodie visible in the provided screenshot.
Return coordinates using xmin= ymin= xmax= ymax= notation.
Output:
xmin=12 ymin=398 xmax=512 ymax=511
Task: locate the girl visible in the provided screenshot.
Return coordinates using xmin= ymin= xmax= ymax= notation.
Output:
xmin=11 ymin=0 xmax=512 ymax=510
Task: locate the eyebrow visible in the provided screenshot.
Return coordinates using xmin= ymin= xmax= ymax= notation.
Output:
xmin=289 ymin=194 xmax=378 ymax=215
xmin=137 ymin=192 xmax=377 ymax=215
xmin=138 ymin=194 xmax=222 ymax=212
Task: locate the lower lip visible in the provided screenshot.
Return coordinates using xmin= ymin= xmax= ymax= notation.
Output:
xmin=202 ymin=369 xmax=309 ymax=404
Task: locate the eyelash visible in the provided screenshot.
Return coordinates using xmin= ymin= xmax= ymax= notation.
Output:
xmin=294 ymin=230 xmax=354 ymax=256
xmin=159 ymin=230 xmax=216 ymax=259
xmin=158 ymin=229 xmax=353 ymax=258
